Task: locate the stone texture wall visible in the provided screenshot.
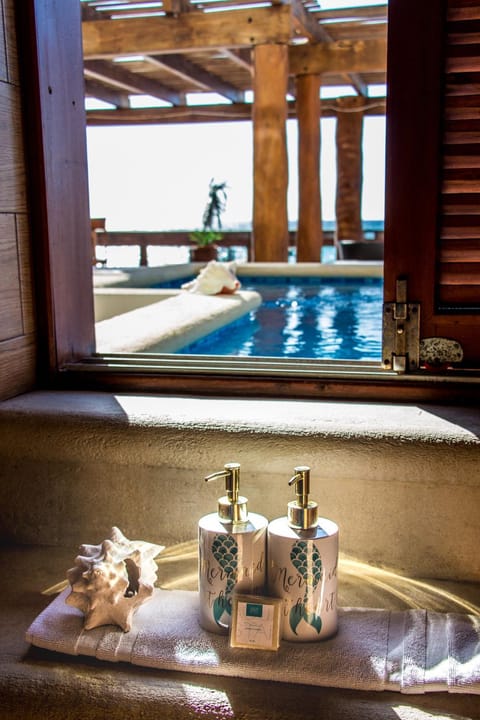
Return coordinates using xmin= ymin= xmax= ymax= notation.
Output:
xmin=1 ymin=391 xmax=479 ymax=582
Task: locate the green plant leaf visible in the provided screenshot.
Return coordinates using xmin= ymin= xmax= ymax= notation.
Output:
xmin=202 ymin=179 xmax=228 ymax=231
xmin=189 ymin=230 xmax=223 ymax=247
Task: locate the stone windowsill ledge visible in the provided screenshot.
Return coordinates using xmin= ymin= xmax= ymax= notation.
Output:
xmin=0 ymin=391 xmax=479 ymax=579
xmin=1 ymin=390 xmax=480 ymax=445
xmin=1 ymin=544 xmax=480 ymax=720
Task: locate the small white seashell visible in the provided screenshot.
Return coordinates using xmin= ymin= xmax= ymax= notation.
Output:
xmin=66 ymin=527 xmax=164 ymax=632
xmin=181 ymin=260 xmax=241 ymax=295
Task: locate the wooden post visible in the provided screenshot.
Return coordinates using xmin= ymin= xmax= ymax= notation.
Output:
xmin=335 ymin=96 xmax=364 ymax=244
xmin=296 ymin=73 xmax=322 ymax=262
xmin=139 ymin=244 xmax=148 ymax=267
xmin=252 ymin=44 xmax=289 ymax=262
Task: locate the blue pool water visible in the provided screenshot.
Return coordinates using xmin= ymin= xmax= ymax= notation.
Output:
xmin=175 ymin=276 xmax=383 ymax=361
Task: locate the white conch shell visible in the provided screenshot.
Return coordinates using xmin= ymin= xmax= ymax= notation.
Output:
xmin=66 ymin=527 xmax=164 ymax=632
xmin=181 ymin=260 xmax=241 ymax=295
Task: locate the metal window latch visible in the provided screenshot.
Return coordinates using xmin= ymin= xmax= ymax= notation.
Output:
xmin=382 ymin=278 xmax=420 ymax=373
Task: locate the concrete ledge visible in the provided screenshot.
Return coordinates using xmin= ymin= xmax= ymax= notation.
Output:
xmin=93 ymin=261 xmax=384 ymax=289
xmin=94 ymin=288 xmax=179 ymax=322
xmin=95 ymin=290 xmax=261 ymax=353
xmin=0 ymin=391 xmax=479 ymax=581
xmin=93 ymin=263 xmax=196 ymax=288
xmin=237 ymin=261 xmax=383 ymax=278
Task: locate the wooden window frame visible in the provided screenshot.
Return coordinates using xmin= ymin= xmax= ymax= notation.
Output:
xmin=17 ymin=0 xmax=480 ymax=404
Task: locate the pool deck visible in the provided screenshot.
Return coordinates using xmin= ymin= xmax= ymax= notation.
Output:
xmin=95 ymin=290 xmax=261 ymax=354
xmin=94 ymin=261 xmax=384 ymax=289
xmin=236 ymin=261 xmax=383 ymax=278
xmin=94 ymin=262 xmax=383 ymax=355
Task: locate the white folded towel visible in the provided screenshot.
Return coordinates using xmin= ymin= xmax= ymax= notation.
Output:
xmin=26 ymin=588 xmax=480 ymax=694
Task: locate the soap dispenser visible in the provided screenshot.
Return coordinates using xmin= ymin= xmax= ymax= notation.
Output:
xmin=267 ymin=466 xmax=338 ymax=642
xmin=198 ymin=462 xmax=268 ymax=634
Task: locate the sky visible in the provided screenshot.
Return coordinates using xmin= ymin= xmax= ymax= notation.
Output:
xmin=86 ymin=115 xmax=386 ymax=232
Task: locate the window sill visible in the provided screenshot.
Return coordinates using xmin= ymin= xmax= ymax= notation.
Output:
xmin=3 ymin=545 xmax=480 ymax=720
xmin=62 ymin=354 xmax=480 ymax=404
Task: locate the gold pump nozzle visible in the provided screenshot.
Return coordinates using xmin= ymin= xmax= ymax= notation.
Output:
xmin=205 ymin=462 xmax=248 ymax=523
xmin=287 ymin=465 xmax=318 ymax=530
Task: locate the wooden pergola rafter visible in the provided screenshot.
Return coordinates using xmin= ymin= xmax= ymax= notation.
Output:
xmin=80 ymin=0 xmax=388 ymax=261
xmin=81 ymin=1 xmax=387 ymax=109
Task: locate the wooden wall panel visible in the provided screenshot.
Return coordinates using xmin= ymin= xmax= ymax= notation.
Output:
xmin=0 ymin=336 xmax=36 ymax=397
xmin=0 ymin=0 xmax=37 ymax=400
xmin=3 ymin=0 xmax=19 ymax=85
xmin=16 ymin=213 xmax=35 ymax=335
xmin=0 ymin=214 xmax=23 ymax=340
xmin=0 ymin=82 xmax=27 ymax=212
xmin=0 ymin=0 xmax=6 ymax=83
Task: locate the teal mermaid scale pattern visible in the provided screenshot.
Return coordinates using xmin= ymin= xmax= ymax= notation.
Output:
xmin=289 ymin=540 xmax=323 ymax=635
xmin=212 ymin=534 xmax=239 ymax=626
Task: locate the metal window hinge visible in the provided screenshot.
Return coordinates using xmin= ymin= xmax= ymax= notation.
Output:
xmin=382 ymin=279 xmax=420 ymax=373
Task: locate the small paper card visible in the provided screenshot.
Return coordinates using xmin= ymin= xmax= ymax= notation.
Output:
xmin=230 ymin=594 xmax=282 ymax=651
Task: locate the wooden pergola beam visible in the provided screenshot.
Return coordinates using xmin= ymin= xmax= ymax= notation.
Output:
xmin=346 ymin=71 xmax=369 ymax=97
xmin=162 ymin=0 xmax=192 ymax=15
xmin=148 ymin=53 xmax=244 ymax=103
xmin=335 ymin=96 xmax=365 ymax=243
xmin=84 ymin=59 xmax=184 ymax=105
xmin=252 ymin=44 xmax=289 ymax=262
xmin=221 ymin=48 xmax=253 ymax=75
xmin=84 ymin=78 xmax=130 ymax=109
xmin=81 ymin=4 xmax=107 ymax=22
xmin=289 ymin=12 xmax=373 ymax=97
xmin=82 ymin=11 xmax=386 ymax=77
xmin=313 ymin=4 xmax=388 ymax=23
xmin=290 ymin=0 xmax=331 ymax=43
xmin=289 ymin=38 xmax=387 ymax=76
xmin=296 ymin=73 xmax=323 ymax=262
xmin=82 ymin=6 xmax=293 ymax=58
xmin=85 ymin=97 xmax=386 ymax=126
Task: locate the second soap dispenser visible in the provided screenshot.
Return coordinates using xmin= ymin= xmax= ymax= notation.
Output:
xmin=198 ymin=462 xmax=268 ymax=634
xmin=268 ymin=466 xmax=339 ymax=642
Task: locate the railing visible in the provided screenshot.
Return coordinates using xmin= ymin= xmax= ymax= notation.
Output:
xmin=92 ymin=229 xmax=260 ymax=266
xmin=91 ymin=221 xmax=384 ymax=266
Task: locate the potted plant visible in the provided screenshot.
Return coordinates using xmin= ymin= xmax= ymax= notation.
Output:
xmin=190 ymin=179 xmax=228 ymax=262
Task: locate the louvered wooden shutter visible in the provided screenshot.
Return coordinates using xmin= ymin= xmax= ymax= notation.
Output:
xmin=384 ymin=0 xmax=480 ymax=365
xmin=439 ymin=0 xmax=480 ymax=309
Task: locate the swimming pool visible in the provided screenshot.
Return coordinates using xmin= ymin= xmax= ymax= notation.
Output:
xmin=176 ymin=276 xmax=383 ymax=361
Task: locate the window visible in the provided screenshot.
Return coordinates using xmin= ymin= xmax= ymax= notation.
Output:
xmin=18 ymin=0 xmax=480 ymax=403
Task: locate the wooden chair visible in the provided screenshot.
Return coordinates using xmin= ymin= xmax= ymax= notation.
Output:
xmin=91 ymin=218 xmax=107 ymax=266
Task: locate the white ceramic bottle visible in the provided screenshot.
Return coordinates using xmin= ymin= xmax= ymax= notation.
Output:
xmin=198 ymin=462 xmax=268 ymax=634
xmin=267 ymin=466 xmax=339 ymax=642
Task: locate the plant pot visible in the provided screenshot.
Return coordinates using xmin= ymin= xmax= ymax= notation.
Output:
xmin=190 ymin=245 xmax=219 ymax=262
xmin=338 ymin=240 xmax=384 ymax=261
